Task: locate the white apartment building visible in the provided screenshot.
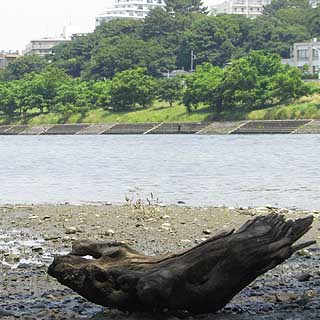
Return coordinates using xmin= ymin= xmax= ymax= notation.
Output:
xmin=96 ymin=0 xmax=166 ymax=26
xmin=209 ymin=0 xmax=271 ymax=18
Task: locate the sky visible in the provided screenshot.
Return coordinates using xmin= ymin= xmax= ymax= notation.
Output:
xmin=1 ymin=0 xmax=221 ymax=52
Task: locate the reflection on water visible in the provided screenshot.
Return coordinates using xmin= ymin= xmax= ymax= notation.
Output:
xmin=0 ymin=135 xmax=319 ymax=209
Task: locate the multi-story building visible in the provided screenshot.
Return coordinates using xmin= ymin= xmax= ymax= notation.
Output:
xmin=209 ymin=0 xmax=271 ymax=18
xmin=96 ymin=0 xmax=166 ymax=26
xmin=23 ymin=26 xmax=80 ymax=56
xmin=23 ymin=37 xmax=71 ymax=56
xmin=0 ymin=51 xmax=20 ymax=69
xmin=282 ymin=40 xmax=320 ymax=75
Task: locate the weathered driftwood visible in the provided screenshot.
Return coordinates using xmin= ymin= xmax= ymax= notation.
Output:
xmin=48 ymin=214 xmax=315 ymax=314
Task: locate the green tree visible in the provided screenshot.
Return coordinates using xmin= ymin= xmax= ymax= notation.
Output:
xmin=183 ymin=63 xmax=223 ymax=112
xmin=165 ymin=0 xmax=207 ymax=14
xmin=219 ymin=51 xmax=309 ymax=109
xmin=0 ymin=81 xmax=20 ymax=117
xmin=51 ymin=34 xmax=95 ymax=77
xmin=4 ymin=55 xmax=47 ymax=80
xmin=263 ymin=0 xmax=311 ymax=16
xmin=109 ymin=68 xmax=156 ymax=111
xmin=156 ymin=76 xmax=185 ymax=107
xmin=177 ymin=15 xmax=235 ymax=70
xmin=84 ymin=35 xmax=172 ymax=79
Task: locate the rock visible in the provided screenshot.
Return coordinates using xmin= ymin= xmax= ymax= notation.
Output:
xmin=28 ymin=215 xmax=39 ymax=219
xmin=17 ymin=262 xmax=32 ymax=269
xmin=44 ymin=235 xmax=60 ymax=241
xmin=105 ymin=229 xmax=115 ymax=236
xmin=275 ymin=292 xmax=299 ymax=303
xmin=297 ymin=249 xmax=312 ymax=257
xmin=31 ymin=246 xmax=43 ymax=253
xmin=5 ymin=253 xmax=20 ymax=263
xmin=65 ymin=227 xmax=79 ymax=235
xmin=0 ymin=309 xmax=13 ymax=317
xmin=297 ymin=273 xmax=313 ymax=282
xmin=177 ymin=201 xmax=185 ymax=205
xmin=161 ymin=223 xmax=171 ymax=228
xmin=305 ymin=290 xmax=318 ymax=298
xmin=180 ymin=239 xmax=192 ymax=244
xmin=135 ymin=223 xmax=144 ymax=228
xmin=203 ymin=229 xmax=212 ymax=235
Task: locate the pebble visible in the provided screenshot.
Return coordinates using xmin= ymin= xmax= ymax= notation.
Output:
xmin=65 ymin=227 xmax=79 ymax=235
xmin=105 ymin=229 xmax=115 ymax=236
xmin=298 ymin=273 xmax=313 ymax=282
xmin=297 ymin=249 xmax=312 ymax=257
xmin=31 ymin=246 xmax=43 ymax=253
xmin=203 ymin=229 xmax=212 ymax=235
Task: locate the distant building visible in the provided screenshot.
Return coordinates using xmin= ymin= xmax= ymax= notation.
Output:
xmin=209 ymin=0 xmax=271 ymax=18
xmin=310 ymin=0 xmax=320 ymax=8
xmin=0 ymin=51 xmax=21 ymax=69
xmin=23 ymin=37 xmax=71 ymax=56
xmin=96 ymin=0 xmax=166 ymax=26
xmin=23 ymin=26 xmax=80 ymax=56
xmin=282 ymin=40 xmax=320 ymax=75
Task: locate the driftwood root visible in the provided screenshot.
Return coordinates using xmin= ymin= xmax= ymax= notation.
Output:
xmin=48 ymin=214 xmax=315 ymax=314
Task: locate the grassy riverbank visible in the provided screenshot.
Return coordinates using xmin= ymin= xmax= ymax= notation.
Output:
xmin=1 ymin=91 xmax=320 ymax=125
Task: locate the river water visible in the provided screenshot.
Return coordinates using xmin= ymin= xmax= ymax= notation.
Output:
xmin=0 ymin=135 xmax=318 ymax=209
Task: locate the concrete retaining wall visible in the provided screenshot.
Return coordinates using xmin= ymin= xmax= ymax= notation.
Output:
xmin=0 ymin=120 xmax=319 ymax=135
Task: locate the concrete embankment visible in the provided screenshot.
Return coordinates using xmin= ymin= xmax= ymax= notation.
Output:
xmin=1 ymin=120 xmax=320 ymax=135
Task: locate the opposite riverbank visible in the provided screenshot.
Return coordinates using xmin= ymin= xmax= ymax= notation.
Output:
xmin=1 ymin=119 xmax=320 ymax=135
xmin=1 ymin=204 xmax=320 ymax=319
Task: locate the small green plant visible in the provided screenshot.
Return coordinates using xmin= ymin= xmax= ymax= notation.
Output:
xmin=124 ymin=190 xmax=162 ymax=219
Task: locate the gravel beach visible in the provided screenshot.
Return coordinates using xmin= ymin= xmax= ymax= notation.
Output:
xmin=0 ymin=204 xmax=319 ymax=319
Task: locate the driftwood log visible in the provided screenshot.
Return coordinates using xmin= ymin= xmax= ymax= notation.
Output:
xmin=48 ymin=214 xmax=315 ymax=314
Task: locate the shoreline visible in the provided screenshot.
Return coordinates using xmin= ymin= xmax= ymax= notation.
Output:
xmin=1 ymin=204 xmax=320 ymax=319
xmin=0 ymin=120 xmax=320 ymax=135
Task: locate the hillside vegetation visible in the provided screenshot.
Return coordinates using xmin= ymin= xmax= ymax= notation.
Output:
xmin=1 ymin=0 xmax=320 ymax=124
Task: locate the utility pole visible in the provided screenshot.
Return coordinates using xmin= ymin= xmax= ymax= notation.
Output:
xmin=190 ymin=50 xmax=196 ymax=72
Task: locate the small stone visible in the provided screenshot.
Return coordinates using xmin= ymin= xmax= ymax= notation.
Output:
xmin=44 ymin=235 xmax=60 ymax=241
xmin=105 ymin=229 xmax=115 ymax=236
xmin=180 ymin=239 xmax=192 ymax=244
xmin=28 ymin=215 xmax=39 ymax=219
xmin=297 ymin=249 xmax=312 ymax=257
xmin=135 ymin=223 xmax=144 ymax=228
xmin=305 ymin=290 xmax=318 ymax=298
xmin=203 ymin=229 xmax=212 ymax=235
xmin=298 ymin=273 xmax=313 ymax=282
xmin=5 ymin=254 xmax=20 ymax=263
xmin=65 ymin=227 xmax=78 ymax=234
xmin=161 ymin=223 xmax=171 ymax=227
xmin=17 ymin=262 xmax=32 ymax=269
xmin=177 ymin=201 xmax=185 ymax=205
xmin=32 ymin=246 xmax=43 ymax=253
xmin=275 ymin=292 xmax=298 ymax=302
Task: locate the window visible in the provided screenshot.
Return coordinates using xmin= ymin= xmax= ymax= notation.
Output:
xmin=297 ymin=49 xmax=308 ymax=61
xmin=312 ymin=49 xmax=319 ymax=60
